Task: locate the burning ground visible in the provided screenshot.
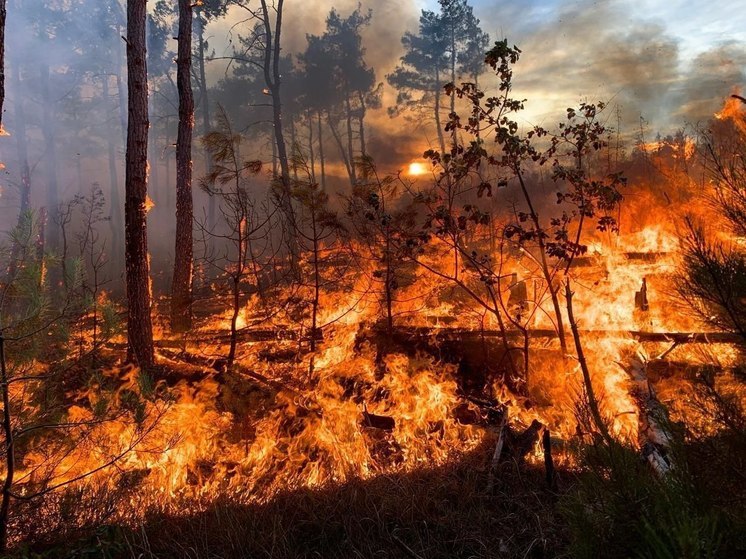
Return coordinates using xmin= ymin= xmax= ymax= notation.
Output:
xmin=2 ymin=2 xmax=746 ymax=557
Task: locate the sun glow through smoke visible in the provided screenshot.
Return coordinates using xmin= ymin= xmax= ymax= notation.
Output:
xmin=407 ymin=161 xmax=428 ymax=176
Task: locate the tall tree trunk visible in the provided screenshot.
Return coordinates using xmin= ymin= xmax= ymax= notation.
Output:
xmin=125 ymin=0 xmax=155 ymax=368
xmin=307 ymin=110 xmax=316 ymax=183
xmin=40 ymin=64 xmax=60 ymax=256
xmin=8 ymin=61 xmax=31 ymax=280
xmin=516 ymin=170 xmax=568 ymax=355
xmin=449 ymin=23 xmax=456 ymax=116
xmin=317 ymin=110 xmax=326 ymax=191
xmin=357 ymin=91 xmax=367 ymax=157
xmin=328 ymin=114 xmax=353 ymax=184
xmin=195 ymin=7 xmax=215 ymax=234
xmin=0 ymin=333 xmax=15 ymax=554
xmin=434 ymin=67 xmax=446 ymax=156
xmin=115 ymin=24 xmax=128 ymax=146
xmin=260 ymin=0 xmax=297 ymax=271
xmin=344 ymin=87 xmax=357 ymax=185
xmin=103 ymin=76 xmax=123 ymax=277
xmin=148 ymin=87 xmax=159 ymax=205
xmin=290 ymin=117 xmax=298 ymax=181
xmin=0 ymin=0 xmax=5 ymax=135
xmin=164 ymin=115 xmax=172 ymax=201
xmin=171 ymin=0 xmax=194 ymax=332
xmin=271 ymin=128 xmax=277 ymax=177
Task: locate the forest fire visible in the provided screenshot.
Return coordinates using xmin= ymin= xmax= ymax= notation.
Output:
xmin=1 ymin=0 xmax=746 ymax=557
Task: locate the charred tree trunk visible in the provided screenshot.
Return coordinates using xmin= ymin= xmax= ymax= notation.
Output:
xmin=310 ymin=213 xmax=320 ymax=352
xmin=307 ymin=110 xmax=316 ymax=183
xmin=148 ymin=87 xmax=159 ymax=205
xmin=8 ymin=61 xmax=31 ymax=280
xmin=260 ymin=0 xmax=297 ymax=269
xmin=566 ymin=281 xmax=612 ymax=445
xmin=195 ymin=7 xmax=215 ymax=235
xmin=102 ymin=75 xmax=123 ymax=268
xmin=40 ymin=64 xmax=60 ymax=256
xmin=125 ymin=0 xmax=155 ymax=368
xmin=434 ymin=67 xmax=446 ymax=156
xmin=115 ymin=23 xmax=128 ymax=146
xmin=344 ymin=87 xmax=357 ymax=185
xmin=0 ymin=332 xmax=15 ymax=554
xmin=0 ymin=0 xmax=5 ymax=135
xmin=317 ymin=110 xmax=326 ymax=191
xmin=516 ymin=170 xmax=568 ymax=355
xmin=171 ymin=0 xmax=194 ymax=333
xmin=328 ymin=115 xmax=354 ymax=184
xmin=290 ymin=117 xmax=298 ymax=182
xmin=357 ymin=91 xmax=367 ymax=158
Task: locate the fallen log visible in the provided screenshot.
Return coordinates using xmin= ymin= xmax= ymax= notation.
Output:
xmin=371 ymin=324 xmax=742 ymax=345
xmin=486 ymin=409 xmax=509 ymax=492
xmin=567 ymin=251 xmax=670 ymax=267
xmin=626 ymin=354 xmax=673 ymax=476
xmin=362 ymin=405 xmax=396 ymax=431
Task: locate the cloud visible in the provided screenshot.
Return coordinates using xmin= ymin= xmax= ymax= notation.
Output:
xmin=673 ymin=42 xmax=746 ymax=124
xmin=470 ymin=0 xmax=682 ymax=131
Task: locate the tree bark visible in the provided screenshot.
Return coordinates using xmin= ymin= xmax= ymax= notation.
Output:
xmin=317 ymin=110 xmax=326 ymax=191
xmin=8 ymin=61 xmax=31 ymax=280
xmin=171 ymin=0 xmax=194 ymax=332
xmin=125 ymin=0 xmax=155 ymax=368
xmin=195 ymin=6 xmax=215 ymax=234
xmin=40 ymin=63 xmax=60 ymax=255
xmin=0 ymin=333 xmax=15 ymax=553
xmin=0 ymin=0 xmax=5 ymax=136
xmin=434 ymin=66 xmax=446 ymax=156
xmin=357 ymin=90 xmax=367 ymax=157
xmin=344 ymin=87 xmax=357 ymax=185
xmin=260 ymin=0 xmax=298 ymax=272
xmin=307 ymin=110 xmax=316 ymax=183
xmin=103 ymin=75 xmax=123 ymax=269
xmin=328 ymin=114 xmax=353 ymax=183
xmin=565 ymin=281 xmax=612 ymax=445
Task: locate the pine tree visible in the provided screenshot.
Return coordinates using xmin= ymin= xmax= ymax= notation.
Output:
xmin=124 ymin=0 xmax=155 ymax=368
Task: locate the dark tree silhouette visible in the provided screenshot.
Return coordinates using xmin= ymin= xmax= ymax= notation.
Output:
xmin=388 ymin=9 xmax=450 ymax=155
xmin=0 ymin=0 xmax=5 ymax=136
xmin=171 ymin=0 xmax=195 ymax=332
xmin=125 ymin=0 xmax=155 ymax=368
xmin=388 ymin=0 xmax=487 ymax=155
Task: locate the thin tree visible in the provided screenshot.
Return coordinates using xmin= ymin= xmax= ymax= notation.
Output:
xmin=0 ymin=0 xmax=5 ymax=134
xmin=171 ymin=0 xmax=194 ymax=332
xmin=125 ymin=0 xmax=155 ymax=367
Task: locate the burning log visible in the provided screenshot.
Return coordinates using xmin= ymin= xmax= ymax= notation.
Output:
xmin=373 ymin=324 xmax=743 ymax=345
xmin=487 ymin=412 xmax=544 ymax=490
xmin=567 ymin=251 xmax=670 ymax=267
xmin=486 ymin=408 xmax=509 ymax=492
xmin=508 ymin=419 xmax=544 ymax=461
xmin=361 ymin=405 xmax=396 ymax=431
xmin=635 ymin=278 xmax=649 ymax=311
xmin=626 ymin=355 xmax=673 ymax=476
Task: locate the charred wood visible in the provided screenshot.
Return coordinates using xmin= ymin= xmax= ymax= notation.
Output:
xmin=543 ymin=428 xmax=556 ymax=490
xmin=626 ymin=355 xmax=673 ymax=476
xmin=362 ymin=407 xmax=396 ymax=431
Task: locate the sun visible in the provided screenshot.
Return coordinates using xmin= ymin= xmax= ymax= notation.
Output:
xmin=407 ymin=161 xmax=428 ymax=176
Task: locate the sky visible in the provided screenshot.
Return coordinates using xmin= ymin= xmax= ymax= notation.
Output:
xmin=207 ymin=0 xmax=746 ymax=164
